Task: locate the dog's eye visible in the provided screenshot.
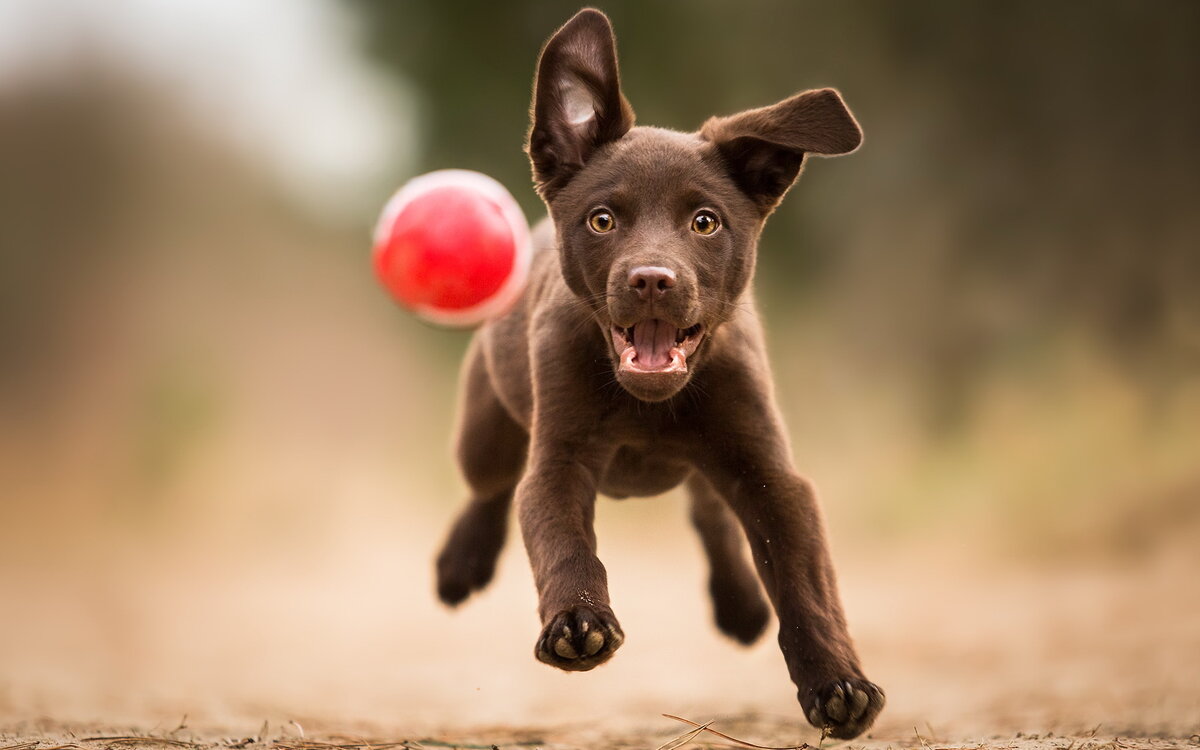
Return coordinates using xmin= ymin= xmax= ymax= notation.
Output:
xmin=588 ymin=209 xmax=616 ymax=234
xmin=691 ymin=210 xmax=720 ymax=236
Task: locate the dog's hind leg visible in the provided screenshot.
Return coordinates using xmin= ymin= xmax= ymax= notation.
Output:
xmin=687 ymin=473 xmax=771 ymax=645
xmin=435 ymin=339 xmax=528 ymax=606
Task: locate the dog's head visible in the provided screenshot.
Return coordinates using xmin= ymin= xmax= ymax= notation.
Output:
xmin=527 ymin=9 xmax=861 ymax=402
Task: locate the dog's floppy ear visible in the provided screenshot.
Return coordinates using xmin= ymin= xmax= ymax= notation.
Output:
xmin=701 ymin=88 xmax=862 ymax=213
xmin=527 ymin=8 xmax=635 ymax=201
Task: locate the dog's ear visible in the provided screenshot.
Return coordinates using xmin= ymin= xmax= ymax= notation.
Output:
xmin=527 ymin=8 xmax=635 ymax=201
xmin=701 ymin=88 xmax=861 ymax=213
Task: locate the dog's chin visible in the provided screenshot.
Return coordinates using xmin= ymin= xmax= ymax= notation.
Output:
xmin=609 ymin=320 xmax=704 ymax=403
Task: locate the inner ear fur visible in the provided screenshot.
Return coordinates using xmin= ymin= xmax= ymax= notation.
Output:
xmin=701 ymin=88 xmax=862 ymax=213
xmin=527 ymin=8 xmax=635 ymax=201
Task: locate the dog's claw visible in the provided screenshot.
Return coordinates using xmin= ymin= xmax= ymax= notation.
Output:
xmin=535 ymin=605 xmax=623 ymax=672
xmin=802 ymin=678 xmax=885 ymax=740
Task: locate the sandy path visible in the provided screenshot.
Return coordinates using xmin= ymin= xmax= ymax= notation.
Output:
xmin=1 ymin=493 xmax=1197 ymax=747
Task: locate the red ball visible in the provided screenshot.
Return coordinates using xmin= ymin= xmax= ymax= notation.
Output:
xmin=372 ymin=169 xmax=531 ymax=327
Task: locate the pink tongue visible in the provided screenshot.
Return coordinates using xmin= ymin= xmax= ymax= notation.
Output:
xmin=633 ymin=319 xmax=677 ymax=369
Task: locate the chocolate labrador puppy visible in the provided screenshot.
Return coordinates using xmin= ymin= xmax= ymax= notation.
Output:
xmin=434 ymin=8 xmax=883 ymax=739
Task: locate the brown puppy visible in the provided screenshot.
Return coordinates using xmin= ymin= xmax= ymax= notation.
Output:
xmin=434 ymin=8 xmax=883 ymax=739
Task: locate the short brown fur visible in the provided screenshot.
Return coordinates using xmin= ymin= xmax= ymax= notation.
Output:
xmin=434 ymin=8 xmax=883 ymax=739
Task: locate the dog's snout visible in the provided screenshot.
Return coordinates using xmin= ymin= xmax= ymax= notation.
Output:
xmin=627 ymin=266 xmax=676 ymax=300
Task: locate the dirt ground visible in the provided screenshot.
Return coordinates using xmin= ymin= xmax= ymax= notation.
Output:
xmin=1 ymin=720 xmax=1197 ymax=750
xmin=2 ymin=499 xmax=1198 ymax=750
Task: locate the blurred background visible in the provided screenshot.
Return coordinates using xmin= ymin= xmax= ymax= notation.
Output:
xmin=1 ymin=0 xmax=1197 ymax=740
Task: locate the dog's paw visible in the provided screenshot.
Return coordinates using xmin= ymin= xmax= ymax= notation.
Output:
xmin=435 ymin=504 xmax=507 ymax=606
xmin=436 ymin=537 xmax=501 ymax=606
xmin=435 ymin=548 xmax=495 ymax=606
xmin=802 ymin=678 xmax=885 ymax=740
xmin=534 ymin=605 xmax=624 ymax=672
xmin=709 ymin=573 xmax=771 ymax=645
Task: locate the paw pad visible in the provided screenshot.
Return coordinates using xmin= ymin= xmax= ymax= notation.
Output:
xmin=535 ymin=605 xmax=624 ymax=672
xmin=804 ymin=678 xmax=885 ymax=740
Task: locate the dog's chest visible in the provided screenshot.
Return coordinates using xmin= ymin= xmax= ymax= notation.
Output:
xmin=599 ymin=442 xmax=693 ymax=499
xmin=591 ymin=406 xmax=696 ymax=498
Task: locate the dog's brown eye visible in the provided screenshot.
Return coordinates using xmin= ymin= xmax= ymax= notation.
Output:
xmin=588 ymin=210 xmax=616 ymax=233
xmin=691 ymin=210 xmax=720 ymax=235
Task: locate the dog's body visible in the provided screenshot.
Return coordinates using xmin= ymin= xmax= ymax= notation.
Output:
xmin=434 ymin=9 xmax=884 ymax=739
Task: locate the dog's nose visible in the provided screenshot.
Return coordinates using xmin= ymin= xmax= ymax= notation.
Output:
xmin=627 ymin=266 xmax=676 ymax=300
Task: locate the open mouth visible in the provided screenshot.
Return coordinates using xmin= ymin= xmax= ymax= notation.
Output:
xmin=610 ymin=319 xmax=704 ymax=374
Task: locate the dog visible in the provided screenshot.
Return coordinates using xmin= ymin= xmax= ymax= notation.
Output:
xmin=433 ymin=8 xmax=883 ymax=739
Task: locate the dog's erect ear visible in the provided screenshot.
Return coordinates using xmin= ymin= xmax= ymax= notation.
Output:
xmin=527 ymin=9 xmax=635 ymax=201
xmin=701 ymin=88 xmax=861 ymax=213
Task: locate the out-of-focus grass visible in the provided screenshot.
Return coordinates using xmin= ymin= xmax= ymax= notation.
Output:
xmin=774 ymin=324 xmax=1200 ymax=559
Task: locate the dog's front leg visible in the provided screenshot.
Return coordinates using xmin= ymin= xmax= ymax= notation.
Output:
xmin=691 ymin=366 xmax=885 ymax=738
xmin=702 ymin=447 xmax=884 ymax=737
xmin=517 ymin=440 xmax=623 ymax=672
xmin=516 ymin=307 xmax=623 ymax=672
